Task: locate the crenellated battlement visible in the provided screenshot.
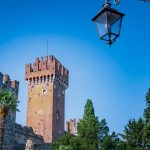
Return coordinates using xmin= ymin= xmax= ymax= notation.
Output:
xmin=0 ymin=72 xmax=19 ymax=96
xmin=15 ymin=123 xmax=44 ymax=144
xmin=66 ymin=119 xmax=78 ymax=135
xmin=25 ymin=55 xmax=69 ymax=89
xmin=15 ymin=123 xmax=43 ymax=141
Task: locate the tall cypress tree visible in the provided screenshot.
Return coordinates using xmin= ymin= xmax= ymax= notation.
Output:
xmin=78 ymin=99 xmax=100 ymax=150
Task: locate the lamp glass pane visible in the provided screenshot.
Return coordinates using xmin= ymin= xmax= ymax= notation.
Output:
xmin=106 ymin=11 xmax=121 ymax=25
xmin=95 ymin=11 xmax=108 ymax=38
xmin=106 ymin=10 xmax=122 ymax=35
xmin=110 ymin=18 xmax=121 ymax=35
xmin=101 ymin=33 xmax=116 ymax=42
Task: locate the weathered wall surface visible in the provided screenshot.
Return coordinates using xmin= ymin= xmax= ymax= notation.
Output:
xmin=13 ymin=144 xmax=25 ymax=150
xmin=33 ymin=144 xmax=51 ymax=150
xmin=66 ymin=119 xmax=77 ymax=135
xmin=2 ymin=114 xmax=16 ymax=150
xmin=3 ymin=122 xmax=46 ymax=150
xmin=66 ymin=119 xmax=81 ymax=135
xmin=0 ymin=72 xmax=3 ymax=88
xmin=15 ymin=123 xmax=44 ymax=145
xmin=0 ymin=73 xmax=19 ymax=150
xmin=13 ymin=144 xmax=51 ymax=150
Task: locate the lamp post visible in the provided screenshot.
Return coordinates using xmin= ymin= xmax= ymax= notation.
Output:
xmin=92 ymin=0 xmax=125 ymax=46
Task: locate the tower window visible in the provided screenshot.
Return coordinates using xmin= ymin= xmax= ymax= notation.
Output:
xmin=51 ymin=74 xmax=54 ymax=81
xmin=40 ymin=76 xmax=42 ymax=83
xmin=44 ymin=76 xmax=46 ymax=83
xmin=56 ymin=110 xmax=60 ymax=121
xmin=59 ymin=129 xmax=61 ymax=134
xmin=29 ymin=97 xmax=31 ymax=103
xmin=33 ymin=77 xmax=35 ymax=84
xmin=41 ymin=87 xmax=47 ymax=95
xmin=47 ymin=75 xmax=50 ymax=82
xmin=58 ymin=90 xmax=61 ymax=98
xmin=37 ymin=77 xmax=39 ymax=84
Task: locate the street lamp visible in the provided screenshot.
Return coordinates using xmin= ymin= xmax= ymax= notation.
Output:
xmin=92 ymin=0 xmax=125 ymax=46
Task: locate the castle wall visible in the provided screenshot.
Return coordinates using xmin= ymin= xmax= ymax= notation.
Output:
xmin=0 ymin=72 xmax=3 ymax=88
xmin=33 ymin=144 xmax=51 ymax=150
xmin=66 ymin=119 xmax=82 ymax=135
xmin=66 ymin=119 xmax=77 ymax=135
xmin=13 ymin=144 xmax=51 ymax=150
xmin=0 ymin=73 xmax=19 ymax=150
xmin=0 ymin=54 xmax=69 ymax=149
xmin=14 ymin=123 xmax=44 ymax=145
xmin=2 ymin=113 xmax=16 ymax=150
xmin=3 ymin=122 xmax=44 ymax=150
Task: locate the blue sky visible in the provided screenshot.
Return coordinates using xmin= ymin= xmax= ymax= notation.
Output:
xmin=0 ymin=0 xmax=150 ymax=134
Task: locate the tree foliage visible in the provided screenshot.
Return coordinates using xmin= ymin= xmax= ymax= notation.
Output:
xmin=144 ymin=89 xmax=150 ymax=123
xmin=144 ymin=88 xmax=150 ymax=148
xmin=99 ymin=118 xmax=109 ymax=144
xmin=0 ymin=89 xmax=19 ymax=113
xmin=78 ymin=99 xmax=100 ymax=150
xmin=101 ymin=132 xmax=127 ymax=150
xmin=51 ymin=133 xmax=80 ymax=150
xmin=0 ymin=89 xmax=19 ymax=150
xmin=52 ymin=99 xmax=101 ymax=150
xmin=51 ymin=91 xmax=150 ymax=150
xmin=123 ymin=118 xmax=145 ymax=149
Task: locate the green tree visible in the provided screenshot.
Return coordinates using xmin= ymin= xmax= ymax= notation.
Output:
xmin=99 ymin=118 xmax=109 ymax=146
xmin=0 ymin=89 xmax=19 ymax=150
xmin=51 ymin=133 xmax=80 ymax=150
xmin=58 ymin=145 xmax=72 ymax=150
xmin=144 ymin=89 xmax=150 ymax=123
xmin=78 ymin=99 xmax=100 ymax=150
xmin=144 ymin=121 xmax=150 ymax=148
xmin=123 ymin=117 xmax=145 ymax=149
xmin=144 ymin=88 xmax=150 ymax=148
xmin=101 ymin=132 xmax=127 ymax=150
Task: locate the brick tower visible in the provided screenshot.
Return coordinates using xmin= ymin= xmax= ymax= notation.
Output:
xmin=25 ymin=55 xmax=69 ymax=143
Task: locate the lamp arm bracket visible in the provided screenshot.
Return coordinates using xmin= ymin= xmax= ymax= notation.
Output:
xmin=113 ymin=0 xmax=120 ymax=5
xmin=104 ymin=0 xmax=120 ymax=7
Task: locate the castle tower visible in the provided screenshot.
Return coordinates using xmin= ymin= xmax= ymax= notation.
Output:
xmin=0 ymin=73 xmax=19 ymax=149
xmin=25 ymin=55 xmax=69 ymax=143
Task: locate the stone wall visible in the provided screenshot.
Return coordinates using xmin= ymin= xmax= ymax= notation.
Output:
xmin=0 ymin=72 xmax=3 ymax=88
xmin=66 ymin=119 xmax=82 ymax=135
xmin=66 ymin=119 xmax=77 ymax=135
xmin=1 ymin=73 xmax=19 ymax=150
xmin=3 ymin=122 xmax=45 ymax=150
xmin=33 ymin=144 xmax=51 ymax=150
xmin=13 ymin=143 xmax=51 ymax=150
xmin=2 ymin=113 xmax=16 ymax=150
xmin=13 ymin=144 xmax=25 ymax=150
xmin=15 ymin=123 xmax=44 ymax=145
